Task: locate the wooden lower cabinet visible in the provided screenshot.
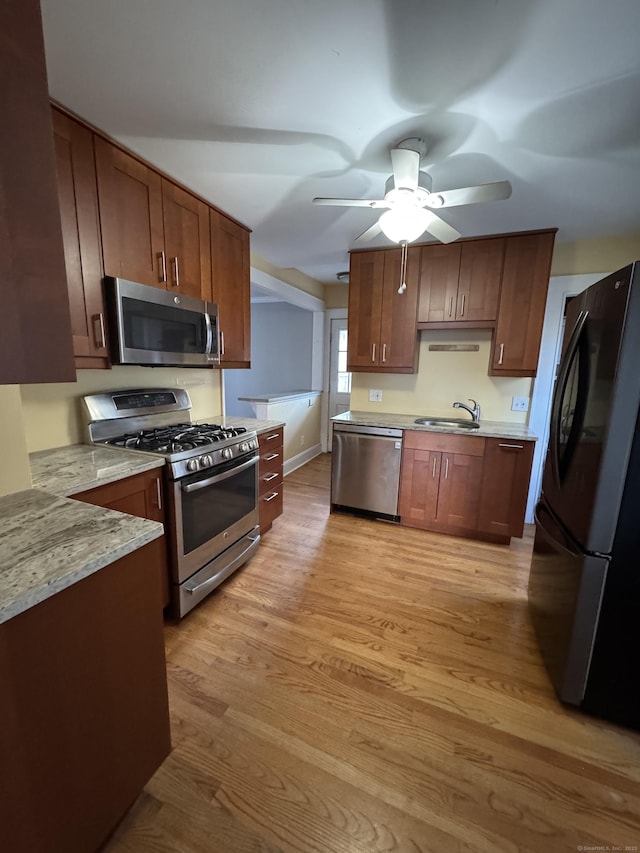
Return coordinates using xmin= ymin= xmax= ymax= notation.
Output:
xmin=477 ymin=438 xmax=535 ymax=538
xmin=73 ymin=468 xmax=170 ymax=607
xmin=258 ymin=427 xmax=284 ymax=533
xmin=399 ymin=431 xmax=534 ymax=542
xmin=400 ymin=431 xmax=485 ymax=535
xmin=0 ymin=539 xmax=171 ymax=853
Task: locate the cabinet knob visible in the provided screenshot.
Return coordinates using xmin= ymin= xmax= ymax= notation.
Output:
xmin=157 ymin=251 xmax=167 ymax=283
xmin=371 ymin=342 xmax=376 ymax=363
xmin=498 ymin=343 xmax=505 ymax=365
xmin=171 ymin=256 xmax=180 ymax=287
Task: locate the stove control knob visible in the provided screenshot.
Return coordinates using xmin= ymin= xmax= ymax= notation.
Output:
xmin=221 ymin=447 xmax=232 ymax=459
xmin=240 ymin=441 xmax=249 ymax=453
xmin=186 ymin=458 xmax=199 ymax=472
xmin=200 ymin=454 xmax=213 ymax=467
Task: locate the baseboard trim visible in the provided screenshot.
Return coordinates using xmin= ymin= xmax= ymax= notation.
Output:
xmin=284 ymin=444 xmax=322 ymax=477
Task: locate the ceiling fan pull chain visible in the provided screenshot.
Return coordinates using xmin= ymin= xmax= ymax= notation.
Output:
xmin=398 ymin=240 xmax=408 ymax=294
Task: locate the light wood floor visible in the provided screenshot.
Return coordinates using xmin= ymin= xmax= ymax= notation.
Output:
xmin=105 ymin=454 xmax=640 ymax=853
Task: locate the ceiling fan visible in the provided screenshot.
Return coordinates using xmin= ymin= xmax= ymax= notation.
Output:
xmin=313 ymin=137 xmax=512 ymax=245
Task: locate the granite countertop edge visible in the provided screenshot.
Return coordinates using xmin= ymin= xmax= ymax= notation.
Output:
xmin=0 ymin=489 xmax=163 ymax=625
xmin=331 ymin=410 xmax=538 ymax=441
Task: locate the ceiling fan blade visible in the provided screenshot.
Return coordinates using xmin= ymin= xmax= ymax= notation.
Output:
xmin=424 ymin=214 xmax=461 ymax=244
xmin=390 ymin=148 xmax=420 ymax=192
xmin=425 ymin=180 xmax=512 ymax=209
xmin=312 ymin=197 xmax=388 ymax=208
xmin=355 ymin=221 xmax=383 ymax=243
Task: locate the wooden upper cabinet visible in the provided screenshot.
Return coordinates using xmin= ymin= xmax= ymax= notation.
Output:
xmin=95 ymin=138 xmax=165 ymax=287
xmin=210 ymin=210 xmax=251 ymax=367
xmin=348 ymin=248 xmax=419 ymax=373
xmin=417 ymin=238 xmax=503 ymax=326
xmin=417 ymin=243 xmax=461 ymax=323
xmin=95 ymin=139 xmax=211 ymax=299
xmin=491 ymin=230 xmax=556 ymax=377
xmin=0 ymin=0 xmax=75 ymax=384
xmin=161 ymin=180 xmax=211 ymax=300
xmin=456 ymin=238 xmax=504 ymax=322
xmin=52 ymin=108 xmax=108 ymax=368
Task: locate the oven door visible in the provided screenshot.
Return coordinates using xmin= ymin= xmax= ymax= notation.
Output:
xmin=170 ymin=453 xmax=259 ymax=583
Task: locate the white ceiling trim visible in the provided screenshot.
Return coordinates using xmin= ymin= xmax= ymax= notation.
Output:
xmin=250 ymin=267 xmax=325 ymax=312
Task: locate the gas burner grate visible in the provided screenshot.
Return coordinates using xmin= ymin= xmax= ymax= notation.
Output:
xmin=105 ymin=422 xmax=248 ymax=454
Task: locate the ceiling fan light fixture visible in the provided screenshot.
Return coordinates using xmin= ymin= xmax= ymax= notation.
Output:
xmin=378 ymin=207 xmax=433 ymax=243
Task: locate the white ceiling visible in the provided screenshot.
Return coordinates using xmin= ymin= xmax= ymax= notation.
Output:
xmin=41 ymin=0 xmax=640 ymax=286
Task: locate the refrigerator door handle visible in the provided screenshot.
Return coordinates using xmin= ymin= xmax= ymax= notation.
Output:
xmin=550 ymin=309 xmax=590 ymax=489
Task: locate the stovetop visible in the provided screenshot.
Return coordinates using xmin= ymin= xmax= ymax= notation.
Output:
xmin=105 ymin=423 xmax=248 ymax=455
xmin=83 ymin=388 xmax=259 ymax=480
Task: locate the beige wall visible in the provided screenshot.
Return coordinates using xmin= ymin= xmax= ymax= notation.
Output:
xmin=20 ymin=366 xmax=222 ymax=453
xmin=551 ymin=233 xmax=640 ymax=275
xmin=0 ymin=387 xmax=32 ymax=496
xmin=323 ymin=283 xmax=348 ymax=309
xmin=350 ymin=330 xmax=532 ymax=423
xmin=256 ymin=396 xmax=322 ymax=462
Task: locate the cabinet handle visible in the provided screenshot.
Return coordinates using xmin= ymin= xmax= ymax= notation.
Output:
xmin=448 ymin=296 xmax=454 ymax=318
xmin=444 ymin=457 xmax=449 ymax=479
xmin=382 ymin=343 xmax=387 ymax=363
xmin=154 ymin=477 xmax=162 ymax=510
xmin=92 ymin=313 xmax=106 ymax=349
xmin=432 ymin=457 xmax=437 ymax=478
xmin=157 ymin=251 xmax=167 ymax=282
xmin=220 ymin=330 xmax=225 ymax=355
xmin=264 ymin=472 xmax=279 ymax=482
xmin=371 ymin=343 xmax=376 ymax=363
xmin=498 ymin=443 xmax=524 ymax=450
xmin=171 ymin=256 xmax=180 ymax=287
xmin=265 ymin=433 xmax=280 ymax=441
xmin=460 ymin=293 xmax=466 ymax=317
xmin=264 ymin=452 xmax=280 ymax=461
xmin=264 ymin=491 xmax=279 ymax=502
xmin=498 ymin=343 xmax=505 ymax=365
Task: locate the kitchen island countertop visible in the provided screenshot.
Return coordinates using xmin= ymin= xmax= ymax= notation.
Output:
xmin=331 ymin=410 xmax=538 ymax=441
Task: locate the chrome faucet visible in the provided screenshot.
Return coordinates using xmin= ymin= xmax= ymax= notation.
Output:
xmin=453 ymin=398 xmax=481 ymax=424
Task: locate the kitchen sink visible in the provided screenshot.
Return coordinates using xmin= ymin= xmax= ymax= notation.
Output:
xmin=414 ymin=417 xmax=480 ymax=430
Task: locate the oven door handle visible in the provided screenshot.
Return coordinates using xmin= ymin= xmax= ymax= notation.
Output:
xmin=181 ymin=454 xmax=258 ymax=493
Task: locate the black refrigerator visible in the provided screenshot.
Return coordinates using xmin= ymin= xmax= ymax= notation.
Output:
xmin=528 ymin=261 xmax=640 ymax=730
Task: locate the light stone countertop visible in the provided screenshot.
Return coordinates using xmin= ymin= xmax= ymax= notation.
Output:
xmin=0 ymin=488 xmax=163 ymax=624
xmin=30 ymin=443 xmax=166 ymax=497
xmin=331 ymin=410 xmax=538 ymax=442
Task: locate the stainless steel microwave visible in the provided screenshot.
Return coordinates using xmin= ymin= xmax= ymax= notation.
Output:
xmin=105 ymin=277 xmax=220 ymax=367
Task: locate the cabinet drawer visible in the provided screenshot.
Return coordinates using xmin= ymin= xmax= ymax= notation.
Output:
xmin=404 ymin=430 xmax=485 ymax=456
xmin=258 ymin=427 xmax=284 ymax=448
xmin=259 ymin=485 xmax=283 ymax=531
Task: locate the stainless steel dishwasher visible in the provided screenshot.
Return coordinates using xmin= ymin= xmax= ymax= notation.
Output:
xmin=331 ymin=422 xmax=403 ymax=519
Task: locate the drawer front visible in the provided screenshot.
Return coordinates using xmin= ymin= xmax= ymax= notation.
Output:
xmin=258 ymin=427 xmax=284 ymax=449
xmin=259 ymin=484 xmax=283 ymax=531
xmin=404 ymin=429 xmax=485 ymax=456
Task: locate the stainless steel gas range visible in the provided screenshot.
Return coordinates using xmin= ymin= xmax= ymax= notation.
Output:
xmin=83 ymin=388 xmax=261 ymax=617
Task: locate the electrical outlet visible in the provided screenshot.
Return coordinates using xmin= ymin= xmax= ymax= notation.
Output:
xmin=369 ymin=389 xmax=383 ymax=402
xmin=511 ymin=396 xmax=529 ymax=412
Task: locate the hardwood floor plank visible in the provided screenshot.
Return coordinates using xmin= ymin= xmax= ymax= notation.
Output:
xmin=103 ymin=453 xmax=640 ymax=853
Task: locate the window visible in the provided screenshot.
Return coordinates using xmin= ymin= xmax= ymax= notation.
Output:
xmin=337 ymin=328 xmax=351 ymax=394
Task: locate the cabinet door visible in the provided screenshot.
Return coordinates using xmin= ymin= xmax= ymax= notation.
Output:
xmin=491 ymin=231 xmax=555 ymax=377
xmin=74 ymin=470 xmax=169 ymax=607
xmin=456 ymin=238 xmax=504 ymax=322
xmin=162 ymin=180 xmax=211 ymax=300
xmin=379 ymin=247 xmax=420 ymax=371
xmin=478 ymin=438 xmax=535 ymax=538
xmin=0 ymin=0 xmax=75 ymax=384
xmin=417 ymin=243 xmax=461 ymax=323
xmin=210 ymin=210 xmax=251 ymax=366
xmin=52 ymin=109 xmax=109 ymax=367
xmin=398 ymin=448 xmax=441 ymax=528
xmin=436 ymin=451 xmax=484 ymax=530
xmin=347 ymin=251 xmax=385 ymax=369
xmin=95 ymin=138 xmax=165 ymax=288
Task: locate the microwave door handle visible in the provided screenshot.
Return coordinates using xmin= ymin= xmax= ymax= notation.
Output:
xmin=204 ymin=311 xmax=213 ymax=354
xmin=181 ymin=455 xmax=258 ymax=492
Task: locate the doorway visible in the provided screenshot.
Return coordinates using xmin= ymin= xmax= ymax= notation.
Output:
xmin=322 ymin=310 xmax=350 ymax=450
